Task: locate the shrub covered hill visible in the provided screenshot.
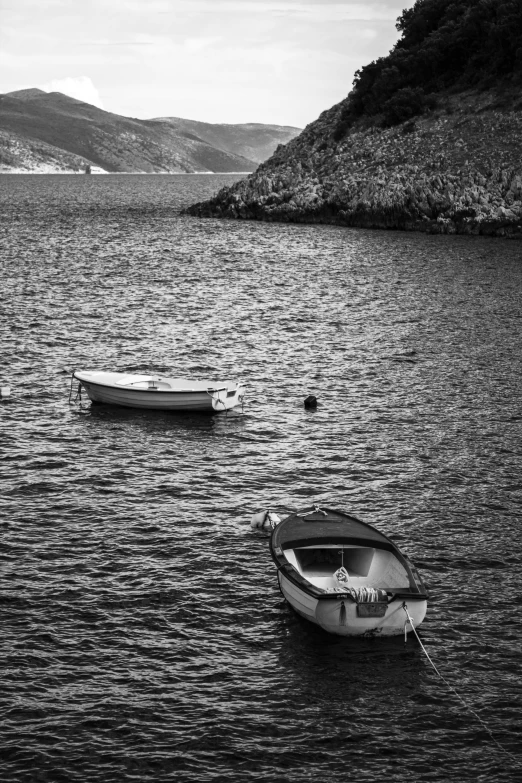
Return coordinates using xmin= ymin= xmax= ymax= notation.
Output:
xmin=185 ymin=0 xmax=522 ymax=237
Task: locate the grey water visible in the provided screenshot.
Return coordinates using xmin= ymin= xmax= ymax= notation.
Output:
xmin=1 ymin=173 xmax=521 ymax=783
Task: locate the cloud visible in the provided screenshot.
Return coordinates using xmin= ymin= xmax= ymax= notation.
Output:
xmin=358 ymin=28 xmax=379 ymax=40
xmin=84 ymin=0 xmax=407 ymax=23
xmin=183 ymin=36 xmax=221 ymax=53
xmin=156 ymin=1 xmax=400 ymax=22
xmin=39 ymin=76 xmax=104 ymax=108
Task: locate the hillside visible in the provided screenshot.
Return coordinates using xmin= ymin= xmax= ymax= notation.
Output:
xmin=0 ymin=90 xmax=298 ymax=173
xmin=151 ymin=117 xmax=301 ymax=164
xmin=0 ymin=127 xmax=91 ymax=173
xmin=185 ymin=0 xmax=522 ymax=237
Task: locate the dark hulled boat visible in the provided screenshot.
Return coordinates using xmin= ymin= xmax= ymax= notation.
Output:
xmin=269 ymin=506 xmax=427 ymax=636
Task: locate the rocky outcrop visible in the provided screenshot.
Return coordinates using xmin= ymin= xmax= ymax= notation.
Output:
xmin=184 ymin=92 xmax=522 ymax=237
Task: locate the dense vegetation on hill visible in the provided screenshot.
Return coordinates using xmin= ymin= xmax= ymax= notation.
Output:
xmin=335 ymin=0 xmax=522 ymax=134
xmin=185 ymin=0 xmax=522 ymax=237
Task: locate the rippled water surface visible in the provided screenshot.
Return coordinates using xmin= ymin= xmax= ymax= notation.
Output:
xmin=1 ymin=174 xmax=522 ymax=782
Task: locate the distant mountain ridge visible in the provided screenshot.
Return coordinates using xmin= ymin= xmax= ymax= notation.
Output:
xmin=151 ymin=116 xmax=301 ymax=164
xmin=0 ymin=89 xmax=301 ymax=173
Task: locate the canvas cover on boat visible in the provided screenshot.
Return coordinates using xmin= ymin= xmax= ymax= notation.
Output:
xmin=272 ymin=508 xmax=395 ymax=551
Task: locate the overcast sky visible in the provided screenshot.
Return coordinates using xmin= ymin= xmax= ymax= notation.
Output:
xmin=0 ymin=0 xmax=416 ymax=128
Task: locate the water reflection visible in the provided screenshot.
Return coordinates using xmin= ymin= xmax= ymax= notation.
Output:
xmin=84 ymin=403 xmax=218 ymax=430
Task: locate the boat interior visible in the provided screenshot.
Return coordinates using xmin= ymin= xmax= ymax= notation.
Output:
xmin=115 ymin=377 xmax=175 ymax=390
xmin=284 ymin=545 xmax=411 ymax=591
xmin=113 ymin=375 xmax=230 ymax=392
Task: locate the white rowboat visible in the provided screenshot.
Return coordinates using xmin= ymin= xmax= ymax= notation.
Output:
xmin=269 ymin=506 xmax=428 ymax=637
xmin=72 ymin=370 xmax=245 ymax=412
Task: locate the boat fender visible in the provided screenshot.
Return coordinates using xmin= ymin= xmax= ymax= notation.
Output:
xmin=250 ymin=510 xmax=281 ymax=530
xmin=334 ymin=566 xmax=350 ymax=586
xmin=339 ymin=601 xmax=346 ymax=626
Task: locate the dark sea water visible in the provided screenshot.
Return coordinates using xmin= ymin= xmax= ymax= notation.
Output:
xmin=1 ymin=174 xmax=522 ymax=783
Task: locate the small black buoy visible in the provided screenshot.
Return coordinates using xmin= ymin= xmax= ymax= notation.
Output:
xmin=304 ymin=395 xmax=318 ymax=409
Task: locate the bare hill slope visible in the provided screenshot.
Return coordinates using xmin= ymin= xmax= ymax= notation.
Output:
xmin=0 ymin=90 xmax=258 ymax=173
xmin=151 ymin=117 xmax=301 ymax=164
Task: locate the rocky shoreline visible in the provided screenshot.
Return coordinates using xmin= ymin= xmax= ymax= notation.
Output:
xmin=184 ymin=92 xmax=522 ymax=238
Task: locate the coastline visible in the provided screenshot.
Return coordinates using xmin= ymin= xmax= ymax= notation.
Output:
xmin=0 ymin=170 xmax=251 ymax=175
xmin=184 ymin=92 xmax=522 ymax=238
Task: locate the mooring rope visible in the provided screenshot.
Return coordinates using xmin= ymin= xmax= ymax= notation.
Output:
xmin=68 ymin=371 xmax=83 ymax=403
xmin=68 ymin=371 xmax=77 ymax=403
xmin=299 ymin=504 xmax=328 ymax=517
xmin=402 ymin=603 xmax=521 ymax=768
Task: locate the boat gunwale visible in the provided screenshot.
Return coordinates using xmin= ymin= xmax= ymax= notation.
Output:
xmin=273 ymin=557 xmax=428 ymax=601
xmin=269 ymin=507 xmax=428 ymax=600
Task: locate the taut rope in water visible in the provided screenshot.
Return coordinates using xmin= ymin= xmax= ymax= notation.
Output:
xmin=402 ymin=603 xmax=521 ymax=769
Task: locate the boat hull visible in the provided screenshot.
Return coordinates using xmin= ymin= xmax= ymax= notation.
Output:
xmin=73 ymin=371 xmax=245 ymax=412
xmin=270 ymin=506 xmax=428 ymax=638
xmin=278 ymin=572 xmax=427 ymax=637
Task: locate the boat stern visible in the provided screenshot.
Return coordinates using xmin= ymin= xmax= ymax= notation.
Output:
xmin=209 ymin=382 xmax=245 ymax=411
xmin=315 ymin=594 xmax=427 ymax=637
